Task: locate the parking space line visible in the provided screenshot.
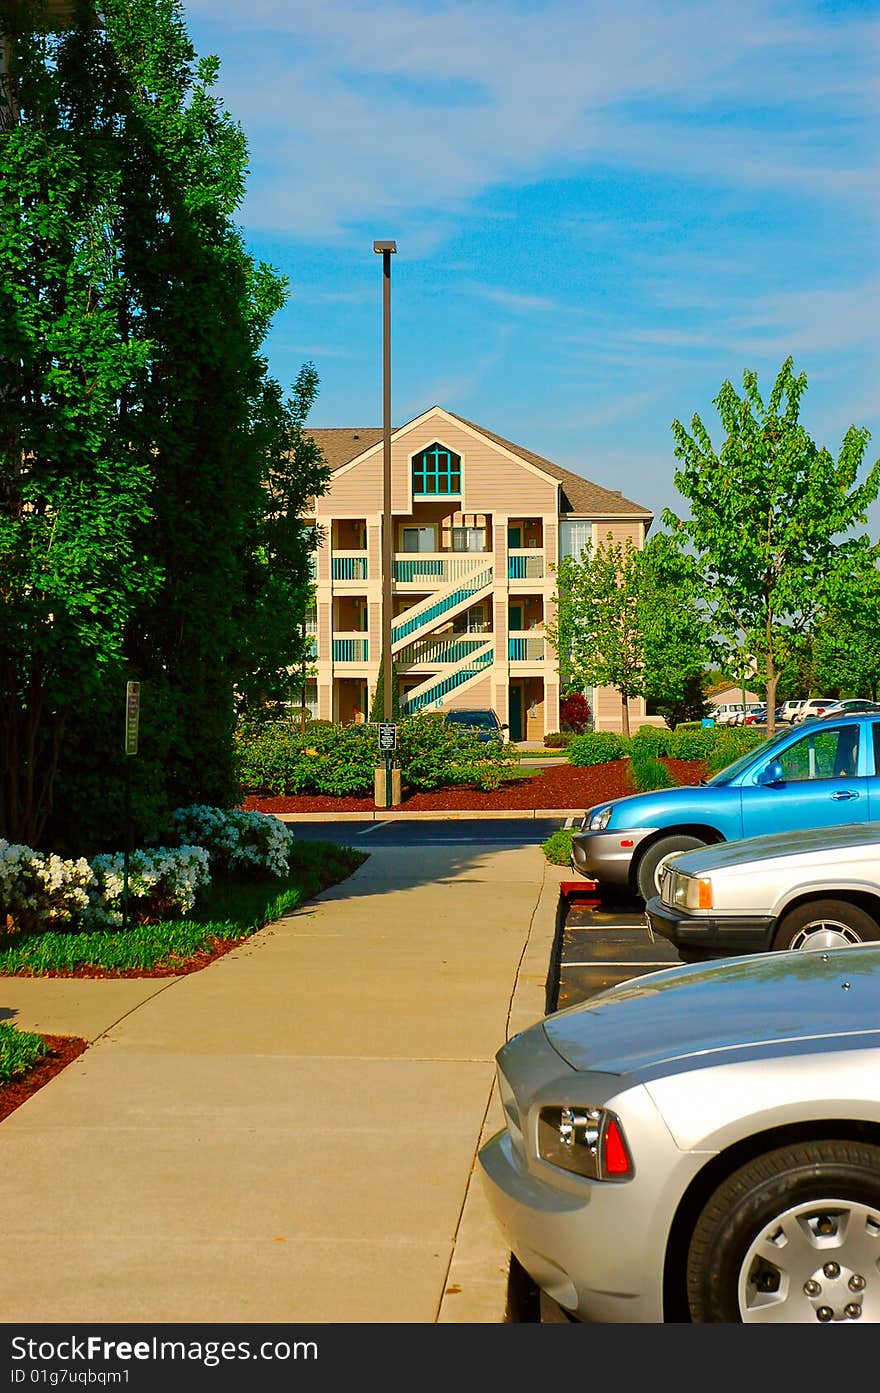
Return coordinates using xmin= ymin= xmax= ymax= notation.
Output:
xmin=356 ymin=821 xmax=390 ymax=835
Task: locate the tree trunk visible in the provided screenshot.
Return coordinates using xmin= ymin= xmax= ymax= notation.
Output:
xmin=621 ymin=692 xmax=630 ymax=739
xmin=765 ymin=664 xmax=778 ymax=738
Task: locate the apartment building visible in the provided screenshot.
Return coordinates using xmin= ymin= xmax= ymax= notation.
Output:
xmin=302 ymin=407 xmax=653 ymax=739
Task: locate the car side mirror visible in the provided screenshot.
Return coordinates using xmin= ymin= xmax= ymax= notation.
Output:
xmin=756 ymin=761 xmax=785 ymax=787
xmin=501 ymin=723 xmax=509 ymax=730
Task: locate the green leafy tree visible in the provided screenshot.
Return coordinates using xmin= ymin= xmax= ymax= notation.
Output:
xmin=549 ymin=535 xmax=647 ymax=737
xmin=1 ymin=0 xmax=327 ymax=851
xmin=550 ymin=531 xmax=711 ymax=736
xmin=664 ymin=357 xmax=880 ymax=736
xmin=639 ymin=532 xmax=712 ymax=727
xmin=813 ymin=563 xmax=880 ymax=702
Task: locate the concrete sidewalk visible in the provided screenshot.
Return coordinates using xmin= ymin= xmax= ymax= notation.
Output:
xmin=0 ymin=842 xmax=566 ymax=1323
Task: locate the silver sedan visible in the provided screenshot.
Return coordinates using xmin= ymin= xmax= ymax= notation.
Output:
xmin=479 ymin=946 xmax=880 ymax=1323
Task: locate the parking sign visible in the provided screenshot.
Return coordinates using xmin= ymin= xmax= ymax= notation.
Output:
xmin=377 ymin=722 xmax=397 ymax=751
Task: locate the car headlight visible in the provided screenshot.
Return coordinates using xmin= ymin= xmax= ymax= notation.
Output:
xmin=537 ymin=1105 xmax=633 ymax=1180
xmin=583 ymin=805 xmax=612 ymax=831
xmin=662 ymin=868 xmax=713 ymax=910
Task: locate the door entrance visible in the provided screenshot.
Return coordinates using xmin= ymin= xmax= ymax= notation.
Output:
xmin=508 ymin=685 xmax=524 ymax=742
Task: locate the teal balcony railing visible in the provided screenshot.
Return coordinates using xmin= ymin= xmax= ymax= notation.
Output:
xmin=332 ymin=552 xmax=368 ymax=581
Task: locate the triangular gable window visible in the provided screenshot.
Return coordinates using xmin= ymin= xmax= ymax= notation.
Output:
xmin=412 ymin=443 xmax=461 ymax=496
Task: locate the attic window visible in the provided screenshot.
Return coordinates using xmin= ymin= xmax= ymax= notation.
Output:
xmin=412 ymin=443 xmax=461 ymax=496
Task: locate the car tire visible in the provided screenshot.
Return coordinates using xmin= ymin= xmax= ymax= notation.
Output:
xmin=634 ymin=835 xmax=707 ymax=903
xmin=772 ymin=898 xmax=880 ymax=952
xmin=686 ymin=1140 xmax=880 ymax=1323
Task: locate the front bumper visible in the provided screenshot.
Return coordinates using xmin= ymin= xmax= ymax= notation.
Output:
xmin=570 ymin=826 xmax=657 ymax=886
xmin=645 ymin=896 xmax=775 ymax=956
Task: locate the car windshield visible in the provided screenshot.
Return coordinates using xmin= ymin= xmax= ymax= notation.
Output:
xmin=447 ymin=710 xmax=497 ymax=729
xmin=705 ymin=729 xmax=791 ymax=785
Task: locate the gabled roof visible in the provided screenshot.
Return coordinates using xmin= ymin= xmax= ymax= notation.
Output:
xmin=444 ymin=411 xmax=651 ymax=518
xmin=306 ymin=412 xmax=652 ymax=520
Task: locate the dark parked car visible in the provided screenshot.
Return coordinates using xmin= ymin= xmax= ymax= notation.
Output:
xmin=444 ymin=708 xmax=508 ymax=742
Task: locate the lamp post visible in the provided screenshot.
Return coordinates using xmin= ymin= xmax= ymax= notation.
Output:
xmin=373 ymin=240 xmax=396 ymax=723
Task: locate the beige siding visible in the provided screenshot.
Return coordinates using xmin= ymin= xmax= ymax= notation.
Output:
xmin=446 ymin=676 xmax=493 ymax=711
xmin=591 ymin=520 xmax=643 ymax=550
xmin=322 ymin=416 xmax=559 ymax=518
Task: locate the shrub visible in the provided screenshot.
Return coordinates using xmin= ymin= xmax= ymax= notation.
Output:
xmin=166 ymin=806 xmax=295 ymax=877
xmin=667 ymin=727 xmax=717 ymax=760
xmin=560 ymin=692 xmax=592 ymax=733
xmin=628 ymin=752 xmax=677 ymax=792
xmin=0 ymin=842 xmax=93 ymax=934
xmin=543 ymin=731 xmax=573 ymax=748
xmin=542 ymin=827 xmax=575 ymax=865
xmin=568 ymin=731 xmax=631 ymax=766
xmin=395 ymin=712 xmax=520 ymax=791
xmin=705 ymin=728 xmax=766 ymax=774
xmin=85 ymin=846 xmax=212 ymax=928
xmin=236 ymin=720 xmax=376 ymax=796
xmin=630 ymin=725 xmax=673 ymax=758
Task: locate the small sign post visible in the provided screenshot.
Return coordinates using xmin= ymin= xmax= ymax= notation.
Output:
xmin=377 ymin=722 xmax=397 ymax=810
xmin=122 ymin=682 xmax=140 ymax=930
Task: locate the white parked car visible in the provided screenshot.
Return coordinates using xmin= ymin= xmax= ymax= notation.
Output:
xmin=645 ymin=822 xmax=880 ymax=962
xmin=791 ymin=697 xmax=836 ymax=723
xmin=819 ymin=699 xmax=880 ymax=719
xmin=709 ymin=702 xmax=746 ymax=726
xmin=777 ymin=699 xmax=805 ymax=723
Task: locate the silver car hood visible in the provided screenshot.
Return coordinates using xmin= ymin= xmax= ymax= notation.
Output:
xmin=670 ymin=821 xmax=880 ymax=876
xmin=543 ymin=947 xmax=880 ymax=1077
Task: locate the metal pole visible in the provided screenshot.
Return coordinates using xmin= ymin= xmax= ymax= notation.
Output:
xmin=374 ymin=240 xmax=396 ymax=723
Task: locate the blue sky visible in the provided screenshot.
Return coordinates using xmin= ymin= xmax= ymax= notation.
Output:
xmin=180 ymin=0 xmax=880 ymax=535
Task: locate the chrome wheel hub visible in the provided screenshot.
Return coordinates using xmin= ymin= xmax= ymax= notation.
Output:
xmin=739 ymin=1200 xmax=880 ymax=1322
xmin=790 ymin=919 xmax=865 ymax=951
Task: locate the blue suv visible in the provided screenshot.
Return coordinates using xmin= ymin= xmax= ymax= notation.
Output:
xmin=571 ymin=714 xmax=880 ymax=902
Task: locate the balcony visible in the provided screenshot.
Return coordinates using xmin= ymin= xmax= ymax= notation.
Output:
xmin=332 ymin=634 xmax=369 ymax=663
xmin=508 ymin=632 xmax=546 ymax=662
xmin=332 ymin=552 xmax=369 ymax=581
xmin=394 ymin=551 xmax=491 ymax=585
xmin=508 ymin=550 xmax=544 ymax=580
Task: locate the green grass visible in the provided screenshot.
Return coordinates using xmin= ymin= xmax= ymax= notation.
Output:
xmin=0 ymin=840 xmax=367 ymax=977
xmin=542 ymin=827 xmax=576 ymax=865
xmin=0 ymin=1022 xmax=49 ymax=1081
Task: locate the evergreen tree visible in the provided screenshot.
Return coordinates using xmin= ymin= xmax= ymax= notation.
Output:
xmin=0 ymin=0 xmax=327 ymax=850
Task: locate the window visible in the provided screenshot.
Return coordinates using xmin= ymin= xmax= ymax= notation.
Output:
xmin=452 ymin=526 xmax=485 ymax=552
xmin=412 ymin=443 xmax=461 ymax=496
xmin=778 ymin=726 xmax=859 ymax=782
xmin=402 ymin=526 xmax=436 ymax=553
xmin=559 ymin=520 xmax=591 ymax=563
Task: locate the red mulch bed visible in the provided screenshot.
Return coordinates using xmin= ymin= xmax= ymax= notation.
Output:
xmin=242 ymin=757 xmax=708 ymax=815
xmin=0 ymin=1034 xmax=89 ymax=1124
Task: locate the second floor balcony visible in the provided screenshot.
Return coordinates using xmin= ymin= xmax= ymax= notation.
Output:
xmin=332 ymin=551 xmax=369 ymax=581
xmin=508 ymin=549 xmax=544 ymax=580
xmin=508 ymin=631 xmax=546 ymax=662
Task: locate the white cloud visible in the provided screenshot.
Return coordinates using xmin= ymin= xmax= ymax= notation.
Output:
xmin=183 ymin=0 xmax=880 ymax=239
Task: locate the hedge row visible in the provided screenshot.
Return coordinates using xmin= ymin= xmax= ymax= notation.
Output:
xmin=568 ymin=725 xmax=766 ymax=768
xmin=235 ymin=714 xmax=521 ymax=796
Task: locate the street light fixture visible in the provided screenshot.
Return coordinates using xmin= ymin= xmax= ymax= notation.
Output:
xmin=373 ymin=240 xmax=397 ymax=724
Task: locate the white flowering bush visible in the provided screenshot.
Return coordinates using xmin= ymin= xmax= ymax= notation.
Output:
xmin=84 ymin=845 xmax=212 ymax=928
xmin=0 ymin=841 xmax=94 ymax=934
xmin=166 ymin=805 xmax=295 ymax=877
